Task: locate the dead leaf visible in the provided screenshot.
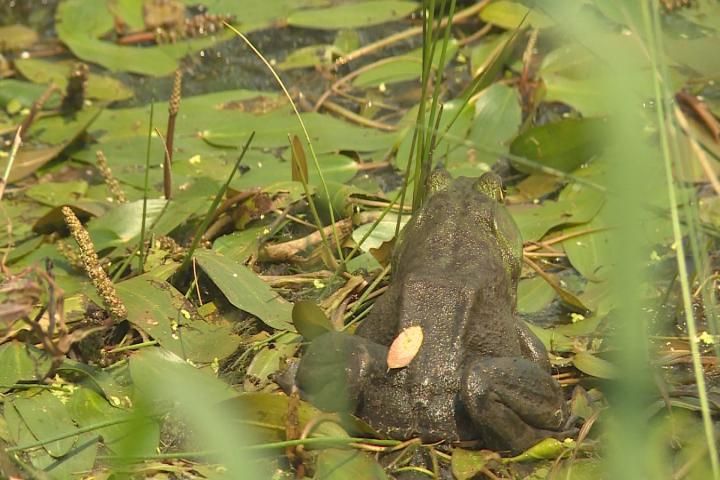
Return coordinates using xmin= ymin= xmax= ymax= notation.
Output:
xmin=387 ymin=325 xmax=423 ymax=369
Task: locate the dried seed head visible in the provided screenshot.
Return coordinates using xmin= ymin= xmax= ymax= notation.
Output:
xmin=62 ymin=206 xmax=127 ymax=320
xmin=96 ymin=150 xmax=127 ymax=203
xmin=169 ymin=69 xmax=182 ymax=116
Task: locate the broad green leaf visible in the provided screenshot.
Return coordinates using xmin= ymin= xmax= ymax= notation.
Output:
xmin=223 ymin=392 xmax=352 ymax=443
xmin=452 ymin=448 xmax=489 ymax=480
xmin=468 ymin=83 xmax=522 ymax=165
xmin=14 ymin=391 xmax=79 ymax=457
xmin=0 ymin=24 xmax=38 ymax=50
xmin=130 ymin=348 xmax=238 ymax=405
xmin=314 ymin=448 xmax=388 ymax=479
xmin=524 ymin=322 xmax=574 ymax=353
xmin=4 ymin=108 xmax=100 ymax=183
xmin=86 ymin=199 xmax=168 ymax=249
xmin=562 ymin=217 xmax=612 ymax=282
xmin=117 ymin=276 xmax=242 ymax=361
xmin=510 ymin=118 xmax=607 ymax=174
xmin=57 ymin=359 xmax=131 ymax=406
xmin=287 ymin=1 xmax=417 ymax=30
xmin=15 ymin=58 xmax=133 ymax=101
xmin=352 ymin=40 xmax=459 ymax=88
xmin=0 ymin=79 xmax=61 ymax=110
xmin=573 ymin=351 xmax=617 ymax=379
xmin=0 ymin=342 xmax=52 ymax=390
xmin=194 ymin=249 xmax=294 ymax=330
xmin=517 ymin=276 xmax=556 ymax=314
xmin=67 ymin=387 xmax=158 ymax=456
xmin=480 ymin=0 xmax=554 ymax=29
xmin=293 ymin=301 xmax=334 ymax=340
xmin=212 ymin=226 xmax=265 ymax=263
xmin=244 ymin=333 xmax=300 ymax=391
xmin=279 ymin=44 xmax=340 ymax=70
xmin=351 ymin=214 xmax=408 ymax=252
xmin=506 ymin=437 xmax=572 ymax=463
xmin=25 ymin=180 xmax=88 ymax=207
xmin=55 ymin=0 xmax=226 ymax=76
xmin=129 ymin=348 xmax=261 ymax=478
xmin=510 ymin=187 xmax=604 ymax=242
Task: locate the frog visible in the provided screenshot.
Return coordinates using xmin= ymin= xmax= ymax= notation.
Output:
xmin=296 ymin=170 xmax=570 ymax=453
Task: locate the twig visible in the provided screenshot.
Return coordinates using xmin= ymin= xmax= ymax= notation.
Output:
xmin=0 ymin=127 xmax=22 ymax=201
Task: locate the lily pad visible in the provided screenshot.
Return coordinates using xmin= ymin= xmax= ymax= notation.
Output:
xmin=15 ymin=58 xmax=133 ymax=102
xmin=287 ymin=1 xmax=417 ymax=30
xmin=510 ymin=117 xmax=607 ymax=174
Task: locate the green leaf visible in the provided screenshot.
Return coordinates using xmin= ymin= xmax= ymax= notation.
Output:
xmin=128 ymin=348 xmax=261 ymax=478
xmin=510 ymin=191 xmax=604 ymax=242
xmin=517 ymin=276 xmax=556 ymax=314
xmin=468 ymin=83 xmax=521 ymax=166
xmin=287 ymin=1 xmax=418 ymax=30
xmin=524 ymin=322 xmax=574 ymax=353
xmin=4 ymin=107 xmax=100 ymax=183
xmin=573 ymin=351 xmax=617 ymax=379
xmin=506 ymin=437 xmax=572 ymax=463
xmin=510 ymin=118 xmax=607 ymax=174
xmin=452 ymin=448 xmax=489 ymax=480
xmin=314 ymin=448 xmax=388 ymax=479
xmin=117 ymin=276 xmax=242 ymax=361
xmin=223 ymin=392 xmax=351 ymax=443
xmin=14 ymin=391 xmax=79 ymax=457
xmin=15 ymin=58 xmax=133 ymax=101
xmin=480 ymin=0 xmax=554 ymax=29
xmin=55 ymin=0 xmax=227 ymax=76
xmin=25 ymin=180 xmax=88 ymax=207
xmin=0 ymin=24 xmax=38 ymax=51
xmin=194 ymin=249 xmax=294 ymax=330
xmin=86 ymin=199 xmax=168 ymax=250
xmin=67 ymin=387 xmax=159 ymax=456
xmin=244 ymin=333 xmax=300 ymax=391
xmin=351 ymin=214 xmax=408 ymax=252
xmin=352 ymin=40 xmax=458 ymax=88
xmin=293 ymin=301 xmax=334 ymax=340
xmin=0 ymin=342 xmax=52 ymax=390
xmin=562 ymin=217 xmax=612 ymax=282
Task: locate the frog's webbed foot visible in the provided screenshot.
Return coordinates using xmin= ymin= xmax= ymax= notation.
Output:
xmin=460 ymin=357 xmax=569 ymax=453
xmin=296 ymin=331 xmax=388 ymax=413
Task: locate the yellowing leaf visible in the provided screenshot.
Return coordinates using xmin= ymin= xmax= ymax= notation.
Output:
xmin=387 ymin=326 xmax=423 ymax=369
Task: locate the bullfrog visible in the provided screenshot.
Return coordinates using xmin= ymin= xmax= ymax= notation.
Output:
xmin=296 ymin=170 xmax=569 ymax=453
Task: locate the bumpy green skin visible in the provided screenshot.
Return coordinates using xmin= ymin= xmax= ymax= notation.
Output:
xmin=297 ymin=172 xmax=569 ymax=453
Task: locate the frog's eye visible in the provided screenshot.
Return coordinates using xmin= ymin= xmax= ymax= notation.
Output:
xmin=427 ymin=168 xmax=452 ymax=194
xmin=474 ymin=172 xmax=503 ymax=201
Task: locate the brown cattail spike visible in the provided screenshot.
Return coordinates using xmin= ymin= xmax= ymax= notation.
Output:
xmin=163 ymin=69 xmax=182 ymax=200
xmin=62 ymin=206 xmax=127 ymax=320
xmin=96 ymin=150 xmax=127 ymax=203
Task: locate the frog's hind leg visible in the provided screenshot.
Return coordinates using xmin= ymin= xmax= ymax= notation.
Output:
xmin=296 ymin=331 xmax=388 ymax=413
xmin=460 ymin=357 xmax=569 ymax=453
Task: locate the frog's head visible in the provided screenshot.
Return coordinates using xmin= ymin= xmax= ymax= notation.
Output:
xmin=473 ymin=172 xmax=504 ymax=202
xmin=426 ymin=168 xmax=453 ymax=195
xmin=473 ymin=172 xmax=523 ymax=288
